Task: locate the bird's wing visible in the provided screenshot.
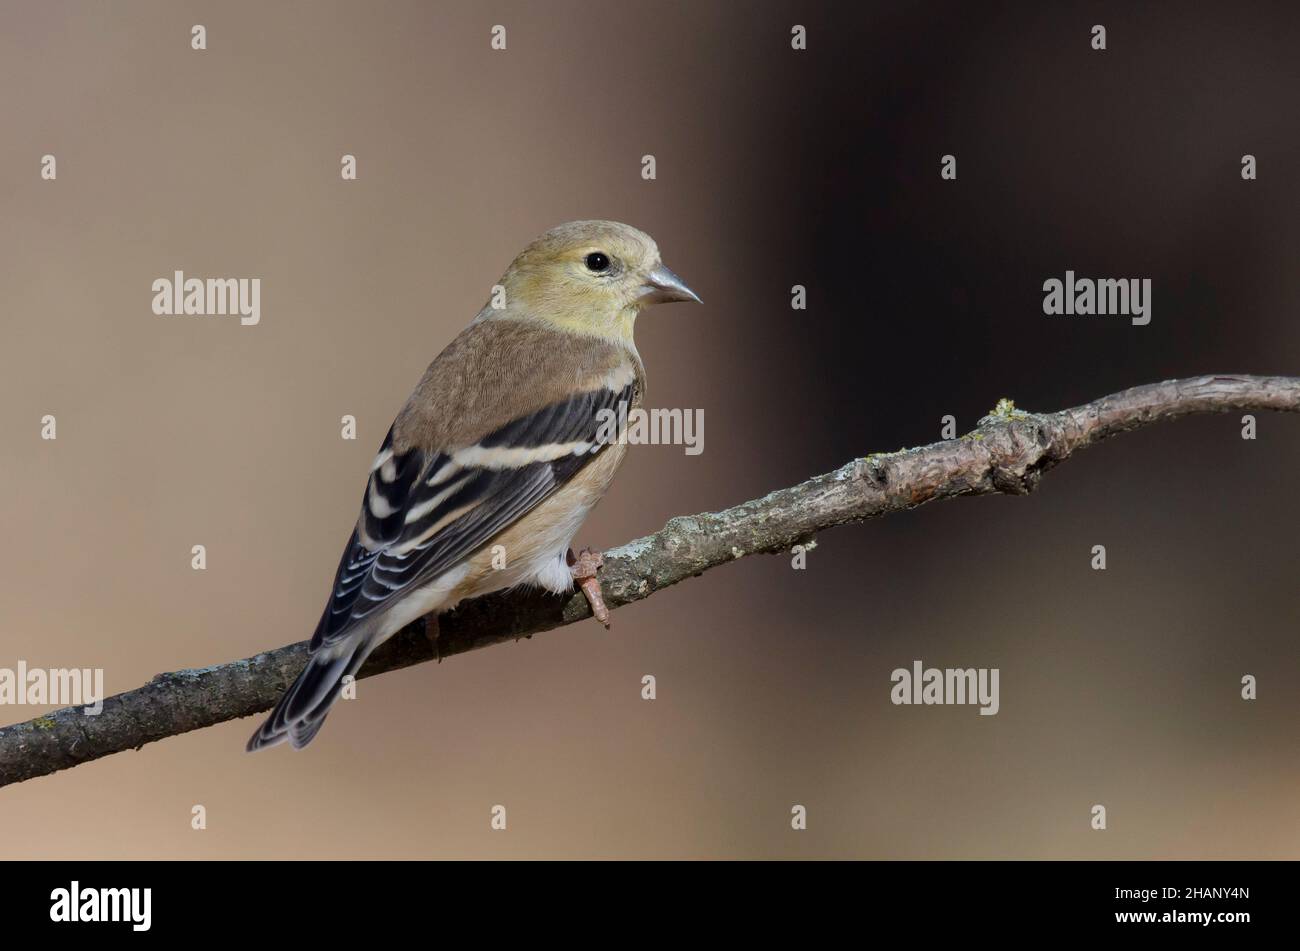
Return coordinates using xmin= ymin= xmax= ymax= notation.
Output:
xmin=310 ymin=332 xmax=637 ymax=653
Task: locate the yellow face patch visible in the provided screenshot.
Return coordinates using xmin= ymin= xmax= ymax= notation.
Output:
xmin=499 ymin=220 xmax=661 ymax=345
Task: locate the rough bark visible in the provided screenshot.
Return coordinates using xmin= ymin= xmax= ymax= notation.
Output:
xmin=1 ymin=374 xmax=1295 ymax=788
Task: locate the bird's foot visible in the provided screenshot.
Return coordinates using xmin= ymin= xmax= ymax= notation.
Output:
xmin=424 ymin=614 xmax=442 ymax=663
xmin=567 ymin=547 xmax=610 ymax=629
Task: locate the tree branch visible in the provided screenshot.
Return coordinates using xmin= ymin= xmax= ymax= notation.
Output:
xmin=2 ymin=374 xmax=1296 ymax=788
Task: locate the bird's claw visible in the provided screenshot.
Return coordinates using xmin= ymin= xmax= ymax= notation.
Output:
xmin=567 ymin=547 xmax=610 ymax=629
xmin=424 ymin=614 xmax=442 ymax=662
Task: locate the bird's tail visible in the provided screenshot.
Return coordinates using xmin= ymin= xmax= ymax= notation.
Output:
xmin=246 ymin=634 xmax=376 ymax=752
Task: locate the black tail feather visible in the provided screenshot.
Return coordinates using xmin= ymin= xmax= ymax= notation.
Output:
xmin=246 ymin=637 xmax=374 ymax=752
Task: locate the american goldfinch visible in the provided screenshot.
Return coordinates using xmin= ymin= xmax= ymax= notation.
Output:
xmin=247 ymin=221 xmax=700 ymax=751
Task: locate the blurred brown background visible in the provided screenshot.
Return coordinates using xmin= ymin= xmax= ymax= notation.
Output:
xmin=1 ymin=0 xmax=1297 ymax=858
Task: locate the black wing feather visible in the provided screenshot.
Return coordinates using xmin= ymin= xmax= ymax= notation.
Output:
xmin=308 ymin=382 xmax=633 ymax=652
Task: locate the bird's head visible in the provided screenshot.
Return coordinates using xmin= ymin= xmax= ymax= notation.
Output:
xmin=492 ymin=220 xmax=700 ymax=342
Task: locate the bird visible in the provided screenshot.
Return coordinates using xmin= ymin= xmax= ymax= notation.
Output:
xmin=247 ymin=220 xmax=701 ymax=751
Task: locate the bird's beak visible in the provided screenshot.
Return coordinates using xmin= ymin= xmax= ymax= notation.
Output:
xmin=640 ymin=264 xmax=702 ymax=305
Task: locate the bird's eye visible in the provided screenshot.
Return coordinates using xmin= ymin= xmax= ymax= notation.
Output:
xmin=584 ymin=252 xmax=611 ymax=273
